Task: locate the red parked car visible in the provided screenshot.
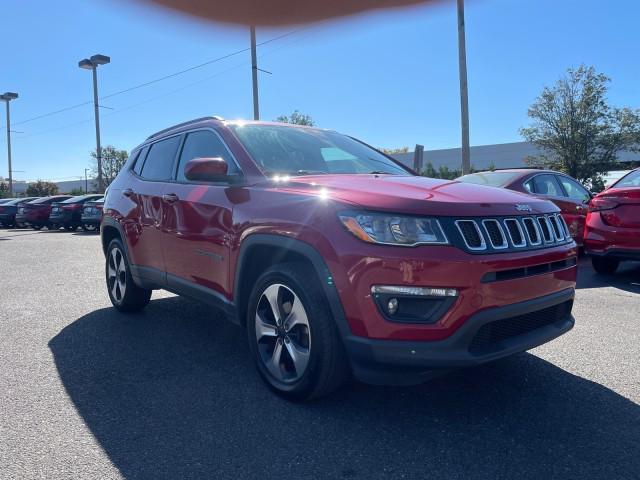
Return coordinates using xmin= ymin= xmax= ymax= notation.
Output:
xmin=457 ymin=169 xmax=592 ymax=246
xmin=584 ymin=168 xmax=640 ymax=274
xmin=15 ymin=195 xmax=73 ymax=229
xmin=102 ymin=118 xmax=577 ymax=400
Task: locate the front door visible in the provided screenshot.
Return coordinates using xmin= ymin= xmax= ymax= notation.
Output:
xmin=128 ymin=135 xmax=182 ymax=276
xmin=161 ymin=129 xmax=242 ymax=300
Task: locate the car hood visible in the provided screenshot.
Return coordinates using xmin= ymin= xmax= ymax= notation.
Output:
xmin=269 ymin=174 xmax=557 ymax=216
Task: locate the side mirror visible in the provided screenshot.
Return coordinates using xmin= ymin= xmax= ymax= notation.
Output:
xmin=184 ymin=157 xmax=228 ymax=181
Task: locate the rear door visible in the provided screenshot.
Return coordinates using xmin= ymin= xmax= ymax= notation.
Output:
xmin=160 ymin=129 xmax=242 ymax=300
xmin=128 ymin=135 xmax=182 ymax=276
xmin=555 ymin=174 xmax=591 ymax=244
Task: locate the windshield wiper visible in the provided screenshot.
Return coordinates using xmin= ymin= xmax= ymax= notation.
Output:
xmin=293 ymin=170 xmax=328 ymax=175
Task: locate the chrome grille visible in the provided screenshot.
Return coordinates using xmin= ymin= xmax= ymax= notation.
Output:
xmin=503 ymin=218 xmax=526 ymax=248
xmin=482 ymin=219 xmax=508 ymax=249
xmin=521 ymin=218 xmax=540 ymax=245
xmin=454 ymin=214 xmax=574 ymax=253
xmin=536 ymin=216 xmax=553 ymax=243
xmin=455 ymin=220 xmax=486 ymax=250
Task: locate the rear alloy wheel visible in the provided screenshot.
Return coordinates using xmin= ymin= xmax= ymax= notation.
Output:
xmin=591 ymin=256 xmax=620 ymax=275
xmin=106 ymin=239 xmax=152 ymax=312
xmin=82 ymin=223 xmax=98 ymax=232
xmin=247 ymin=263 xmax=349 ymax=401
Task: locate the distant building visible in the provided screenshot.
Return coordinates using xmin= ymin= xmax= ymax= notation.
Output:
xmin=391 ymin=141 xmax=640 ymax=172
xmin=2 ymin=178 xmax=98 ymax=196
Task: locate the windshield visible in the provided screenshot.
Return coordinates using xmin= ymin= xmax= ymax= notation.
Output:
xmin=457 ymin=171 xmax=520 ymax=187
xmin=230 ymin=124 xmax=410 ymax=176
xmin=614 ymin=170 xmax=640 ymax=188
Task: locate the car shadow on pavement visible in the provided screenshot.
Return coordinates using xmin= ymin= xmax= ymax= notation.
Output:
xmin=576 ymin=258 xmax=640 ymax=294
xmin=49 ymin=296 xmax=639 ymax=480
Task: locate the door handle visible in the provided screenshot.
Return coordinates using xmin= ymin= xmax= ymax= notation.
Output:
xmin=123 ymin=188 xmax=134 ymax=198
xmin=162 ymin=193 xmax=179 ymax=203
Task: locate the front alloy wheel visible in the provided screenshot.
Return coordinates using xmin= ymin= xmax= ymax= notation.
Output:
xmin=247 ymin=264 xmax=349 ymax=401
xmin=105 ymin=239 xmax=151 ymax=312
xmin=255 ymin=284 xmax=311 ymax=383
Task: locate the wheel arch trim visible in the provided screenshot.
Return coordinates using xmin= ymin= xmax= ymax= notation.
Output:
xmin=233 ymin=234 xmax=352 ymax=338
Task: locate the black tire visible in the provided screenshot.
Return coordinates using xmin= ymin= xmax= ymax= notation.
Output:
xmin=246 ymin=263 xmax=350 ymax=401
xmin=32 ymin=225 xmax=42 ymax=230
xmin=105 ymin=238 xmax=152 ymax=312
xmin=591 ymin=256 xmax=620 ymax=275
xmin=65 ymin=225 xmax=76 ymax=231
xmin=82 ymin=223 xmax=98 ymax=233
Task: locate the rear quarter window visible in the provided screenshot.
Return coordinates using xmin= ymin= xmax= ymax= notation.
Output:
xmin=140 ymin=136 xmax=181 ymax=181
xmin=132 ymin=146 xmax=150 ymax=176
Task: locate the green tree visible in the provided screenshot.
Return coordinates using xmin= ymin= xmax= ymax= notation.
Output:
xmin=69 ymin=187 xmax=85 ymax=196
xmin=0 ymin=180 xmax=10 ymax=199
xmin=423 ymin=162 xmax=438 ymax=178
xmin=90 ymin=145 xmax=128 ymax=189
xmin=380 ymin=147 xmax=409 ymax=155
xmin=275 ymin=110 xmax=314 ymax=126
xmin=520 ymin=65 xmax=640 ymax=185
xmin=26 ymin=180 xmax=59 ymax=196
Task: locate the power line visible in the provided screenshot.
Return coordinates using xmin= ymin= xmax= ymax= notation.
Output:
xmin=3 ymin=29 xmax=303 ymax=130
xmin=11 ymin=30 xmax=312 ymax=141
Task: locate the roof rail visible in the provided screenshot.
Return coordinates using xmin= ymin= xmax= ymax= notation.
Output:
xmin=146 ymin=116 xmax=225 ymax=140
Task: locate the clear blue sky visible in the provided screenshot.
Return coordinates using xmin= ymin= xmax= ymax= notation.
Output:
xmin=1 ymin=0 xmax=638 ymax=181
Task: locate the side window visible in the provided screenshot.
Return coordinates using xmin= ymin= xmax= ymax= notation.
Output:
xmin=523 ymin=179 xmax=534 ymax=193
xmin=132 ymin=146 xmax=149 ymax=176
xmin=140 ymin=136 xmax=181 ymax=181
xmin=532 ymin=174 xmax=563 ymax=197
xmin=176 ymin=130 xmax=239 ymax=182
xmin=557 ymin=176 xmax=590 ymax=202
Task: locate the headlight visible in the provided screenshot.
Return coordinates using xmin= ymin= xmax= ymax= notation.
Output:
xmin=339 ymin=211 xmax=448 ymax=246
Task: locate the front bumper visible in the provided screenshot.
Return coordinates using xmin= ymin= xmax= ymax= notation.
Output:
xmin=0 ymin=213 xmax=15 ymax=225
xmin=49 ymin=212 xmax=74 ymax=226
xmin=344 ymin=288 xmax=575 ymax=385
xmin=81 ymin=215 xmax=101 ymax=225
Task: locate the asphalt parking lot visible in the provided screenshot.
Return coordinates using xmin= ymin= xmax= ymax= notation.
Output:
xmin=0 ymin=228 xmax=638 ymax=480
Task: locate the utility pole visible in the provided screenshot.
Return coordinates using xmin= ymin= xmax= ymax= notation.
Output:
xmin=250 ymin=26 xmax=260 ymax=120
xmin=79 ymin=54 xmax=110 ymax=193
xmin=456 ymin=0 xmax=471 ymax=175
xmin=1 ymin=92 xmax=18 ymax=197
xmin=84 ymin=168 xmax=90 ymax=193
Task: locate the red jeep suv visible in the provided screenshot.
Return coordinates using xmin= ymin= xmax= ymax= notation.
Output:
xmin=102 ymin=117 xmax=578 ymax=400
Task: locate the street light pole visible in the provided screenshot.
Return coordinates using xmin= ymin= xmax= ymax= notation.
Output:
xmin=456 ymin=0 xmax=471 ymax=175
xmin=1 ymin=92 xmax=18 ymax=197
xmin=84 ymin=168 xmax=90 ymax=193
xmin=79 ymin=54 xmax=110 ymax=193
xmin=250 ymin=26 xmax=260 ymax=120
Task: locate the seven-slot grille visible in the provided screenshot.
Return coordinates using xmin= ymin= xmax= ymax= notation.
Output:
xmin=455 ymin=214 xmax=571 ymax=253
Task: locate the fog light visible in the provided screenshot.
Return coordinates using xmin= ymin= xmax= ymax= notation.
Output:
xmin=371 ymin=285 xmax=458 ymax=297
xmin=387 ymin=298 xmax=398 ymax=315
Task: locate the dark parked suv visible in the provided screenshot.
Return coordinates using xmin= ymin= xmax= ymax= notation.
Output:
xmin=102 ymin=117 xmax=578 ymax=400
xmin=0 ymin=197 xmax=38 ymax=227
xmin=80 ymin=197 xmax=104 ymax=232
xmin=49 ymin=194 xmax=104 ymax=231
